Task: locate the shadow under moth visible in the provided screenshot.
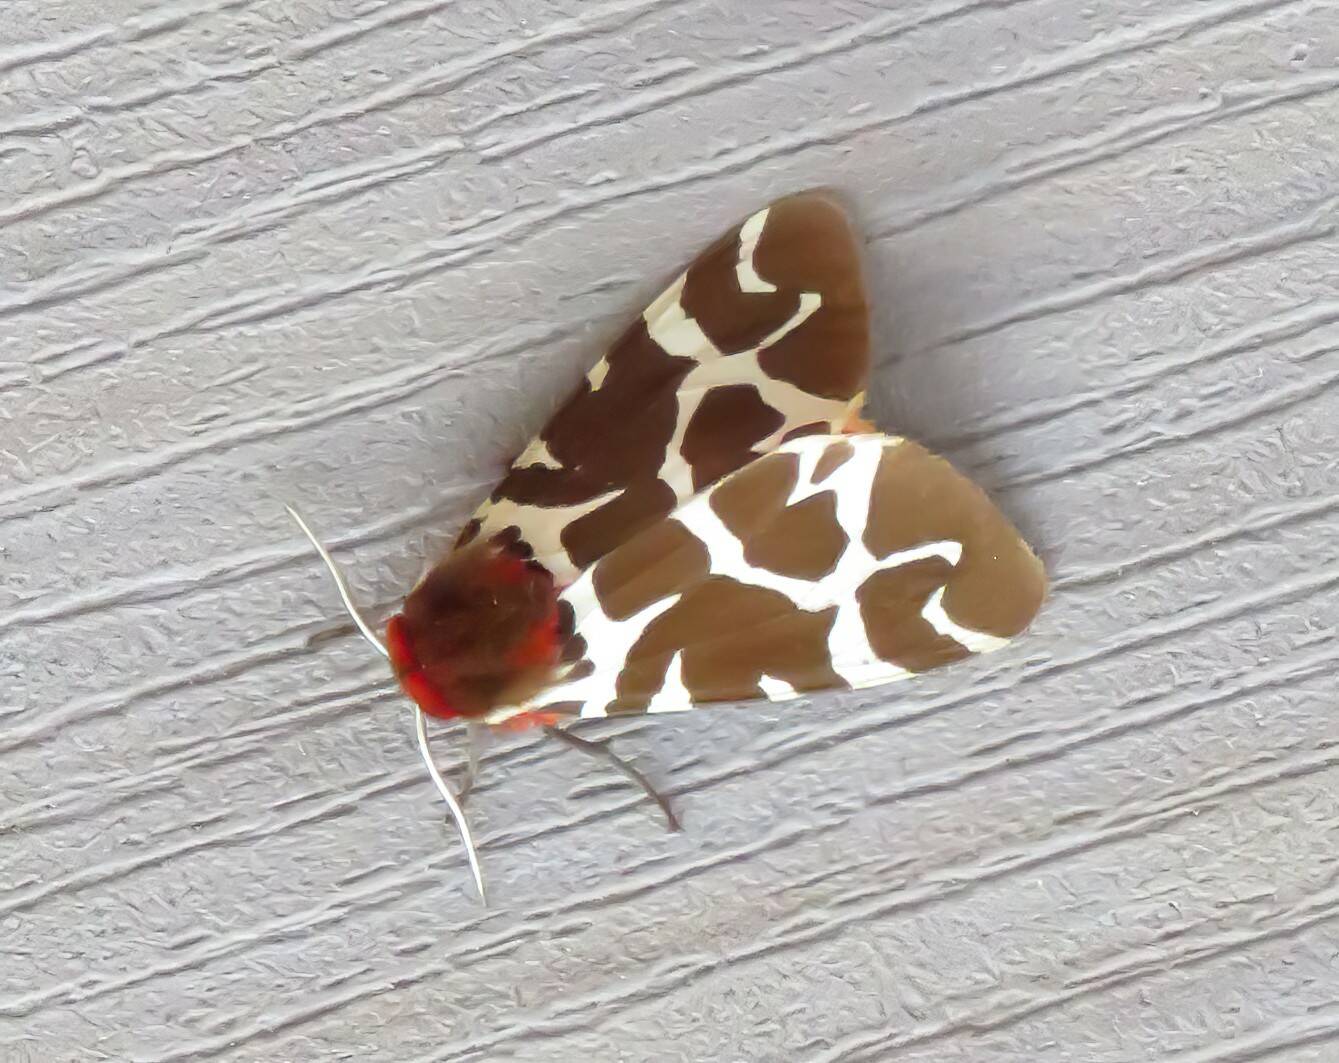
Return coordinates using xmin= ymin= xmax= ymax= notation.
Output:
xmin=290 ymin=190 xmax=1047 ymax=902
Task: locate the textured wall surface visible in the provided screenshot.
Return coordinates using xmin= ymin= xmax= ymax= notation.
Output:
xmin=3 ymin=1 xmax=1339 ymax=1060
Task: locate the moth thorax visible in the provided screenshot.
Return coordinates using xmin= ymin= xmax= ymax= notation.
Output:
xmin=386 ymin=535 xmax=564 ymax=719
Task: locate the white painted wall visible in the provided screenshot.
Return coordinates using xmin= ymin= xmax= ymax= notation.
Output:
xmin=3 ymin=0 xmax=1339 ymax=1058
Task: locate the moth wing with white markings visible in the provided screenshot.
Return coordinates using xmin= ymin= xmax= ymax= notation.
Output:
xmin=492 ymin=432 xmax=1046 ymax=724
xmin=386 ymin=193 xmax=1044 ymax=730
xmin=461 ymin=191 xmax=870 ymax=584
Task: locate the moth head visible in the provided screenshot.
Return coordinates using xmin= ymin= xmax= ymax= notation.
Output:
xmin=385 ymin=536 xmax=563 ymax=720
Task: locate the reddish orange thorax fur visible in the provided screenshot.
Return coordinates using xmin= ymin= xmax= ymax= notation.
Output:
xmin=386 ymin=534 xmax=562 ymax=720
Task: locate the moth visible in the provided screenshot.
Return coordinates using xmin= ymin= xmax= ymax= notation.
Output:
xmin=291 ymin=190 xmax=1046 ymax=902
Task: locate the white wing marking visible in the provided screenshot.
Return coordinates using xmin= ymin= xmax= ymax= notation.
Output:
xmin=667 ymin=436 xmax=965 ymax=691
xmin=645 ymin=275 xmax=723 ymax=361
xmin=758 ymin=674 xmax=798 ymax=701
xmin=515 ymin=574 xmax=681 ymax=719
xmin=646 ymin=651 xmax=691 ymax=714
xmin=476 ymin=488 xmax=620 ymax=583
xmin=657 ymin=386 xmax=707 ymax=499
xmin=736 ymin=207 xmax=778 ymax=293
xmin=921 ymin=587 xmax=1009 ymax=654
xmin=651 ymin=287 xmax=833 ymax=494
xmin=516 ymin=437 xmax=563 ymax=470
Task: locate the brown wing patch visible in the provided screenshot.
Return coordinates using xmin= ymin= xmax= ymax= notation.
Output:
xmin=592 ymin=516 xmax=711 ymax=621
xmin=678 ymin=233 xmax=796 ymax=353
xmin=492 ymin=322 xmax=692 ymax=510
xmin=561 ymin=660 xmax=596 ymax=682
xmin=680 ymin=383 xmax=785 ymax=491
xmin=864 ymin=441 xmax=1045 ymax=638
xmin=613 ymin=580 xmax=844 ymax=710
xmin=562 ymin=475 xmax=677 ymax=572
xmin=561 ymin=633 xmax=588 ymax=664
xmin=709 ymin=450 xmax=799 ymax=542
xmin=745 ymin=492 xmax=847 ymax=581
xmin=754 ymin=193 xmax=868 ymax=400
xmin=857 ymin=559 xmax=972 ymax=671
xmin=811 ymin=439 xmax=854 ymax=483
xmin=555 ymin=600 xmax=587 ymax=665
xmin=704 ymin=445 xmax=846 ymax=579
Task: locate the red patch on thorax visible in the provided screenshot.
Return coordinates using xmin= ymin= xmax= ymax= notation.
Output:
xmin=387 ymin=614 xmax=456 ymax=718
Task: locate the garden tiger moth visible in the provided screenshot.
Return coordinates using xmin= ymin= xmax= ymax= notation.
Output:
xmin=290 ymin=190 xmax=1046 ymax=903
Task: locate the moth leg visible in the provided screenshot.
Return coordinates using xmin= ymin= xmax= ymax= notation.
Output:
xmin=543 ymin=726 xmax=682 ymax=833
xmin=305 ymin=597 xmax=398 ymax=649
xmin=305 ymin=620 xmax=357 ymax=648
xmin=456 ymin=722 xmax=487 ymax=808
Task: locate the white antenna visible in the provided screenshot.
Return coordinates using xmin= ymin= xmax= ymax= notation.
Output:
xmin=285 ymin=504 xmax=487 ymax=904
xmin=284 ymin=505 xmax=388 ymax=658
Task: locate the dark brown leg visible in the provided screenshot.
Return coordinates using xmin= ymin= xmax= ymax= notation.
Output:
xmin=543 ymin=726 xmax=682 ymax=832
xmin=455 ymin=722 xmax=486 ymax=808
